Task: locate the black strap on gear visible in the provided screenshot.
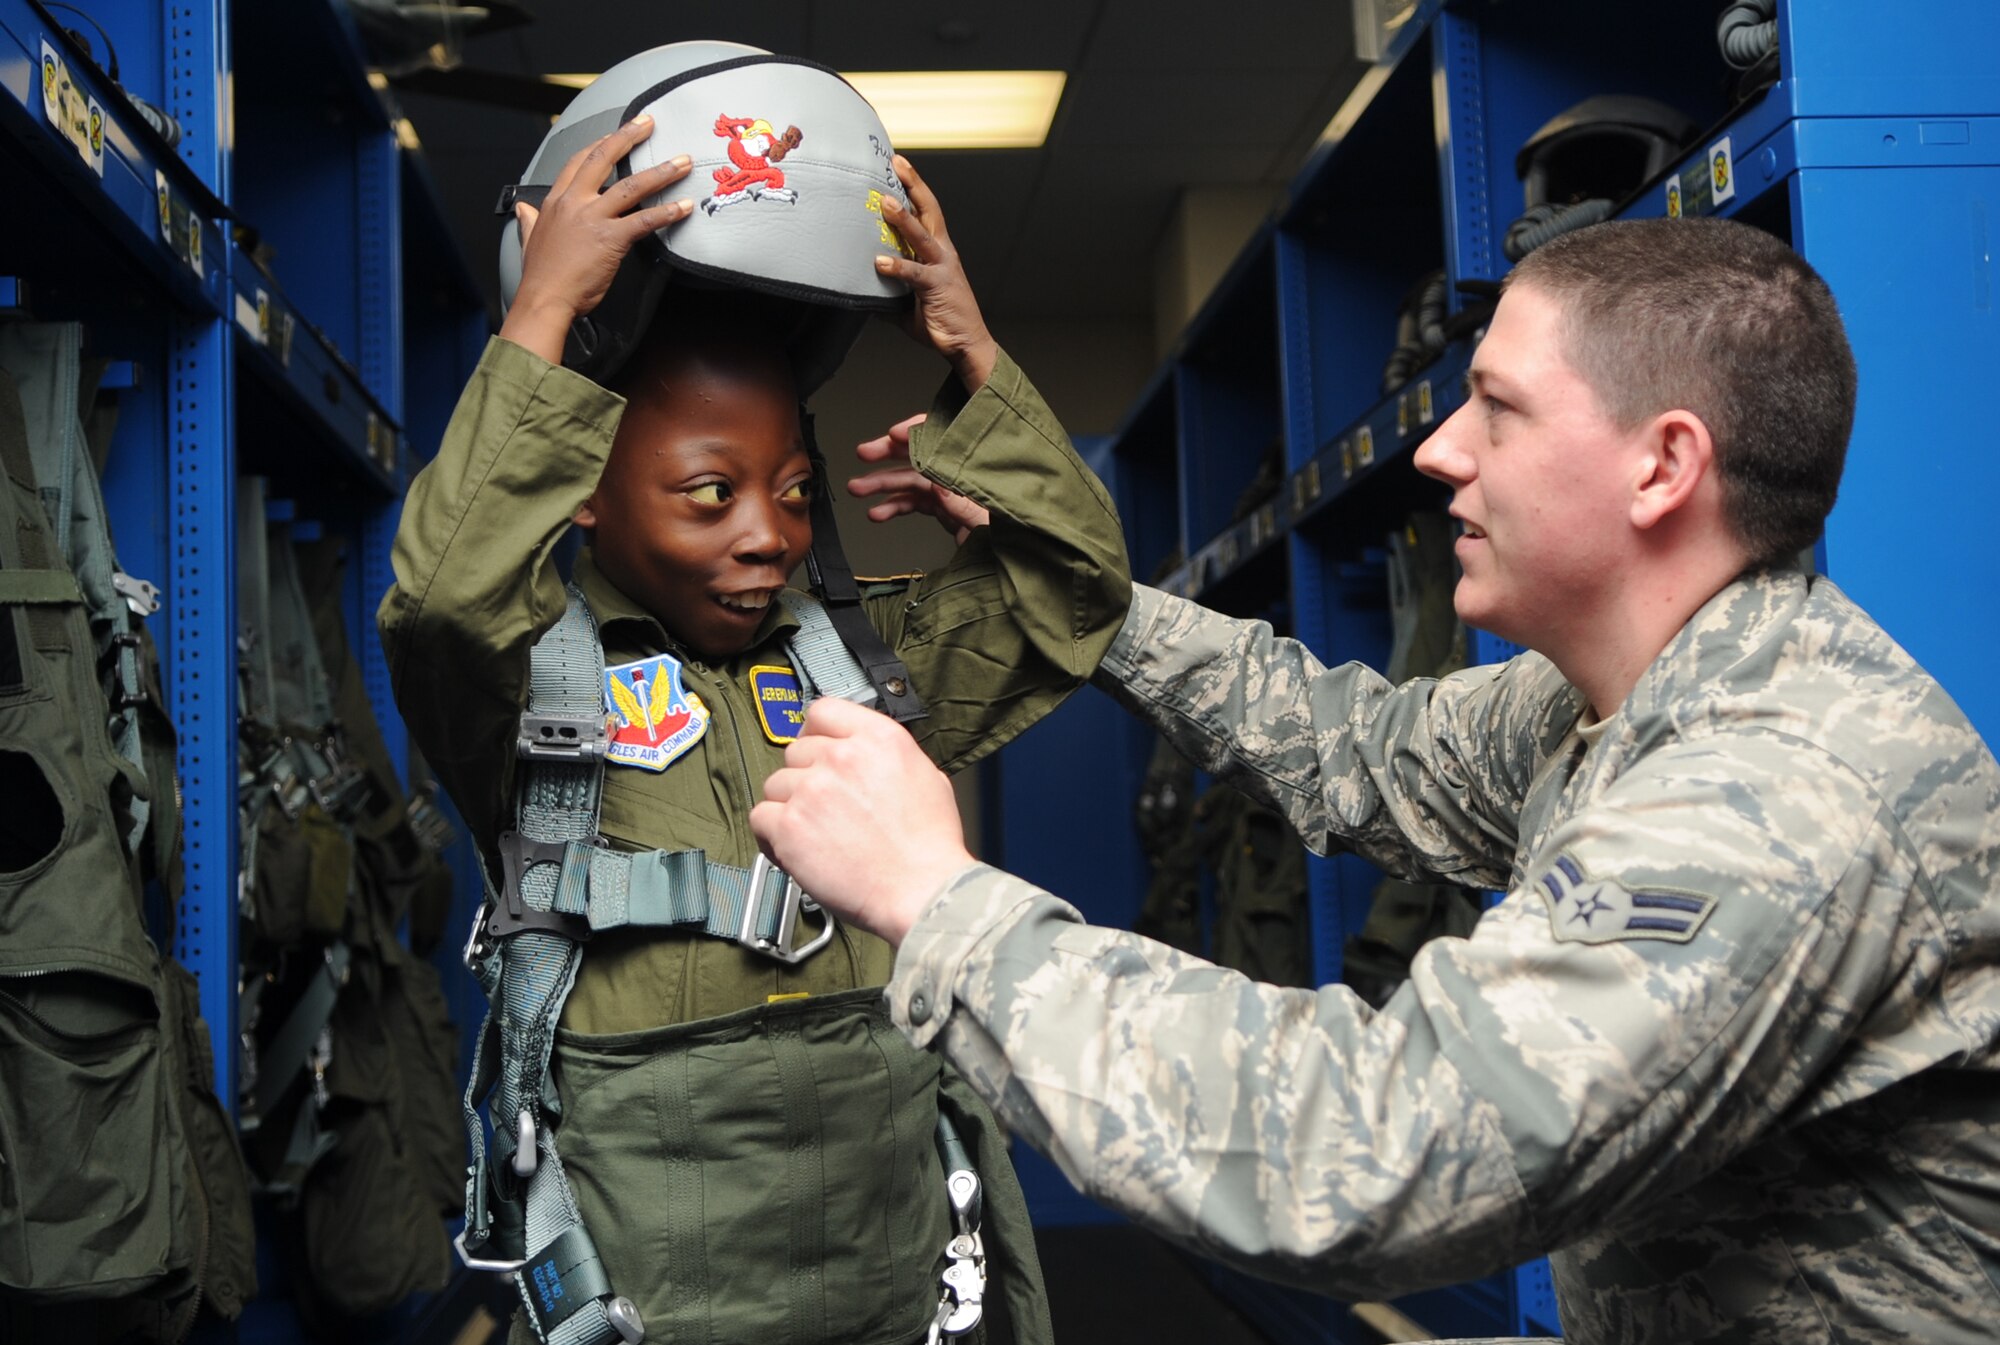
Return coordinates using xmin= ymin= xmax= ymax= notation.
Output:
xmin=801 ymin=410 xmax=927 ymax=725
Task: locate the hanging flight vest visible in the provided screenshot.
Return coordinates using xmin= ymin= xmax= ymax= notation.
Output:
xmin=0 ymin=325 xmax=254 ymax=1339
xmin=1132 ymin=735 xmax=1203 ymax=955
xmin=1345 ymin=511 xmax=1483 ymax=1006
xmin=459 ymin=586 xmax=1023 ymax=1345
xmin=290 ymin=532 xmax=463 ymax=1316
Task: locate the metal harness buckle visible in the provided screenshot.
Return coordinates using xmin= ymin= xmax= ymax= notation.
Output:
xmin=111 ymin=570 xmax=161 ymax=617
xmin=735 ymin=853 xmax=836 ymax=964
xmin=517 ymin=711 xmax=609 ymax=762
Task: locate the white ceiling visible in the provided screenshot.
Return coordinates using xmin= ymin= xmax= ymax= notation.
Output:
xmin=396 ymin=0 xmax=1368 ymax=321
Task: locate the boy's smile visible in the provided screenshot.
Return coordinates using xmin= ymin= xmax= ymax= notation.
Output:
xmin=577 ymin=338 xmax=814 ymax=661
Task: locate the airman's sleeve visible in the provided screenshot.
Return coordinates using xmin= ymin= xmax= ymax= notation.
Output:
xmin=861 ymin=348 xmax=1133 ymax=773
xmin=376 ymin=336 xmax=624 ymax=851
xmin=882 ymin=734 xmax=1929 ymax=1301
xmin=1091 ymin=584 xmax=1584 ymax=888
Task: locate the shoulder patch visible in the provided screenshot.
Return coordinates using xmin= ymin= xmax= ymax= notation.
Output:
xmin=1533 ymin=852 xmax=1717 ymax=945
xmin=749 ymin=664 xmax=805 ymax=744
xmin=604 ymin=652 xmax=709 ymax=771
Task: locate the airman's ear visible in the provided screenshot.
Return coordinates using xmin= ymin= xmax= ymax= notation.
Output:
xmin=1630 ymin=408 xmax=1715 ymax=532
xmin=574 ymin=499 xmax=599 ymax=529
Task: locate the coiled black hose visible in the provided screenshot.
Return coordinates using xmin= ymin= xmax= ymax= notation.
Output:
xmin=1502 ymin=199 xmax=1616 ymax=263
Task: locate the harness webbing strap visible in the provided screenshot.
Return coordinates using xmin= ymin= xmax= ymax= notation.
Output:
xmin=779 ymin=589 xmax=875 ymax=705
xmin=465 ymin=585 xmax=627 ymax=1345
xmin=802 ymin=411 xmax=926 ymax=724
xmin=462 ymin=583 xmax=942 ymax=1345
xmin=559 ymin=843 xmax=805 ymax=941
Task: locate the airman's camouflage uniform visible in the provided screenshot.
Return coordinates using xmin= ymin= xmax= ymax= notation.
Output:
xmin=883 ymin=568 xmax=2000 ymax=1343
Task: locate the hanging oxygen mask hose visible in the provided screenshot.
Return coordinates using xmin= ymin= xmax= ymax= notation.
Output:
xmin=1718 ymin=0 xmax=1781 ymax=103
xmin=1380 ymin=271 xmax=1499 ymax=396
xmin=1502 ymin=96 xmax=1699 ymax=263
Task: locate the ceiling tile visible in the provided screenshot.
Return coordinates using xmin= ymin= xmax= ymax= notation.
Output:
xmin=1083 ymin=0 xmax=1355 ymax=70
xmin=809 ymin=0 xmax=1100 ymax=72
xmin=1057 ymin=69 xmax=1330 ymax=149
xmin=893 ymin=151 xmax=1041 ymax=300
xmin=459 ymin=4 xmax=814 ymax=77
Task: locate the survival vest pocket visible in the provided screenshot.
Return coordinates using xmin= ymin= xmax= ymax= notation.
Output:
xmin=0 ymin=969 xmax=183 ymax=1301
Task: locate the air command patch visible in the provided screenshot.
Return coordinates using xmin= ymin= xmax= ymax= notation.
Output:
xmin=1534 ymin=852 xmax=1718 ymax=945
xmin=605 ymin=653 xmax=709 ymax=771
xmin=749 ymin=664 xmax=805 ymax=744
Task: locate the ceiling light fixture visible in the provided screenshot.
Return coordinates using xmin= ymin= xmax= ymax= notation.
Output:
xmin=541 ymin=69 xmax=1066 ymax=150
xmin=841 ymin=70 xmax=1064 ymax=149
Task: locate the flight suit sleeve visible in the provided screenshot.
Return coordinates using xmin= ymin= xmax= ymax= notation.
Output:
xmin=879 ymin=731 xmax=1925 ymax=1303
xmin=865 ymin=348 xmax=1133 ymax=773
xmin=376 ymin=336 xmax=625 ymax=851
xmin=1091 ymin=583 xmax=1585 ymax=889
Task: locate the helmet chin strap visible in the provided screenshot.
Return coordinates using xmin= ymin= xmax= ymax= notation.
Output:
xmin=801 ymin=408 xmax=928 ymax=726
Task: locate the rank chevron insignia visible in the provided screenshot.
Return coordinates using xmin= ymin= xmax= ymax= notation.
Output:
xmin=1534 ymin=852 xmax=1718 ymax=945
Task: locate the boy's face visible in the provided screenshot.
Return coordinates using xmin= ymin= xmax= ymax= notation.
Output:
xmin=578 ymin=345 xmax=814 ymax=661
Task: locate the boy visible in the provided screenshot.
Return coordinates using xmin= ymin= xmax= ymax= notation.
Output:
xmin=380 ymin=109 xmax=1130 ymax=1344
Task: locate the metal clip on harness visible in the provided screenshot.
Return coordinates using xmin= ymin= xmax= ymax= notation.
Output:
xmin=737 ymin=853 xmax=837 ymax=964
xmin=927 ymin=1114 xmax=986 ymax=1344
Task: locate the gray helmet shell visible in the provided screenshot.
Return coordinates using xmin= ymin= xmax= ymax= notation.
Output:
xmin=498 ymin=41 xmax=913 ymax=390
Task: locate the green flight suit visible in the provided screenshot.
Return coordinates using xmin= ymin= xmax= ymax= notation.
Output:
xmin=380 ymin=336 xmax=1130 ymax=1344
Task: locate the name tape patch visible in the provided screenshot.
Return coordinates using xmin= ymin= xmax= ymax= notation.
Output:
xmin=749 ymin=664 xmax=805 ymax=744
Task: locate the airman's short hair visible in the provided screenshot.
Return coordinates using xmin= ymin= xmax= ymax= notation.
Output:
xmin=1505 ymin=217 xmax=1857 ymax=569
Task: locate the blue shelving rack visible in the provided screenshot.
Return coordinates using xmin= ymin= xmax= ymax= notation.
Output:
xmin=984 ymin=1 xmax=2000 ymax=1339
xmin=0 ymin=0 xmax=492 ymax=1338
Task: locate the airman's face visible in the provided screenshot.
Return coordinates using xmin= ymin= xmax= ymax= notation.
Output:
xmin=1413 ymin=283 xmax=1641 ymax=651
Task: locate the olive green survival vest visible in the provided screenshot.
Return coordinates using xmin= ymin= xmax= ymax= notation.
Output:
xmin=460 ymin=587 xmax=1044 ymax=1345
xmin=0 ymin=324 xmax=254 ymax=1341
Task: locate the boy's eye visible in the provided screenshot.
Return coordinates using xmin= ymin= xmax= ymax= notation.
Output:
xmin=780 ymin=477 xmax=814 ymax=502
xmin=688 ymin=482 xmax=732 ymax=505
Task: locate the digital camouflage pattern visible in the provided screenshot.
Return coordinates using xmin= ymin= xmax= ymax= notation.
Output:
xmin=887 ymin=570 xmax=2000 ymax=1343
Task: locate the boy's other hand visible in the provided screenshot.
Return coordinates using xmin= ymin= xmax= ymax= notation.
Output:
xmin=499 ymin=115 xmax=695 ymax=366
xmin=847 ymin=413 xmax=992 ymax=544
xmin=875 ymin=155 xmax=999 ymax=394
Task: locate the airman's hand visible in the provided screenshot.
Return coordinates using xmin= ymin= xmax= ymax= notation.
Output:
xmin=751 ymin=697 xmax=975 ymax=947
xmin=847 ymin=413 xmax=993 ymax=544
xmin=500 ymin=114 xmax=695 ymax=365
xmin=874 ymin=155 xmax=999 ymax=393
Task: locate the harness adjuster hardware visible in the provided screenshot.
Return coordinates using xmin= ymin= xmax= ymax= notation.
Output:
xmin=736 ymin=853 xmax=836 ymax=964
xmin=111 ymin=570 xmax=161 ymax=617
xmin=517 ymin=712 xmax=610 ymax=762
xmin=487 ymin=830 xmax=593 ymax=943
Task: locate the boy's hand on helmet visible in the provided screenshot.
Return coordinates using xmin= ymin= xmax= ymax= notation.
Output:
xmin=847 ymin=413 xmax=993 ymax=544
xmin=500 ymin=115 xmax=695 ymax=365
xmin=875 ymin=155 xmax=999 ymax=393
